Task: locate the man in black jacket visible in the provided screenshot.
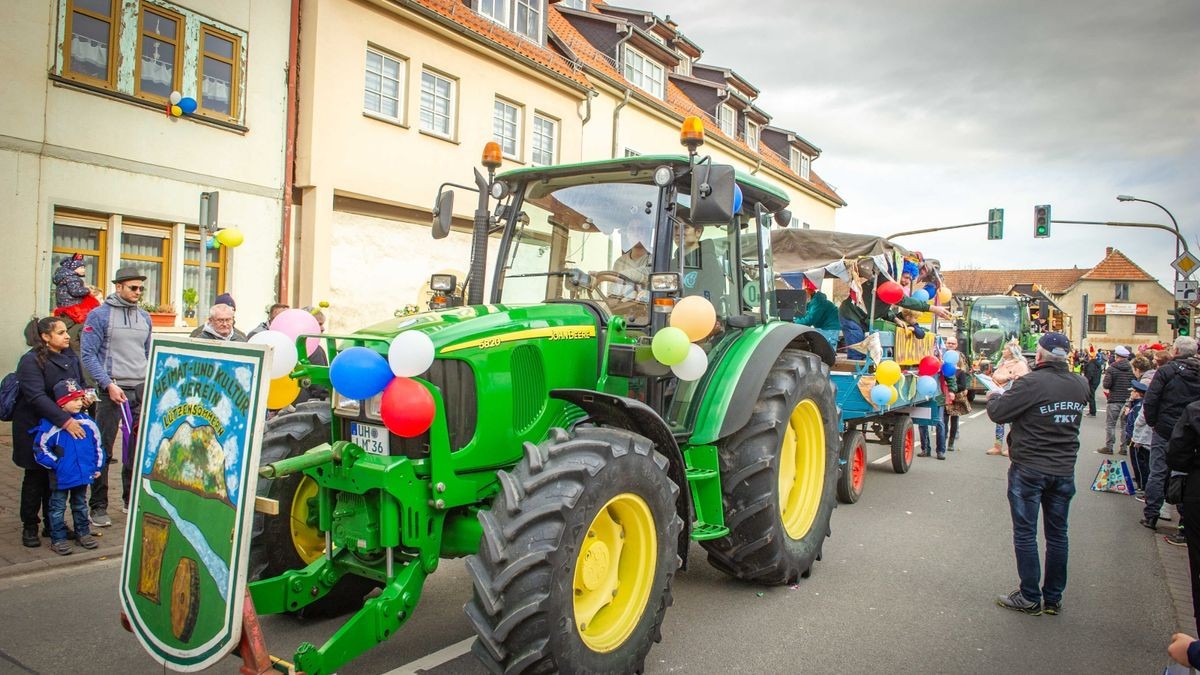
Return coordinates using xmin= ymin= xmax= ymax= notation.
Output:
xmin=1099 ymin=346 xmax=1134 ymax=454
xmin=1166 ymin=399 xmax=1200 ymax=634
xmin=987 ymin=332 xmax=1090 ymax=616
xmin=1142 ymin=336 xmax=1200 ymax=530
xmin=1081 ymin=353 xmax=1102 ymax=416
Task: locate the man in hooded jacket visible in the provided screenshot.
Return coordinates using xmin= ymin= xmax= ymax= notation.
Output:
xmin=1100 ymin=345 xmax=1134 ymax=453
xmin=1142 ymin=337 xmax=1200 ymax=530
xmin=81 ymin=267 xmax=152 ymax=527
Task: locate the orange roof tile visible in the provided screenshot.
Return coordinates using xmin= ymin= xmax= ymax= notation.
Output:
xmin=940 ymin=268 xmax=1091 ymax=296
xmin=1082 ymin=248 xmax=1157 ymax=281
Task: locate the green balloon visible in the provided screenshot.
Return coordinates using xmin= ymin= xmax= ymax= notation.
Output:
xmin=652 ymin=327 xmax=691 ymax=366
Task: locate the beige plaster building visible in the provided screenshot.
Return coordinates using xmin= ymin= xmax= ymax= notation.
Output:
xmin=291 ymin=0 xmax=845 ymax=331
xmin=1 ymin=0 xmax=292 ymax=366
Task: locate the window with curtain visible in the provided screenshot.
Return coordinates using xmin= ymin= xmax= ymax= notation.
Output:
xmin=51 ymin=222 xmax=107 ymax=311
xmin=183 ymin=238 xmax=226 ymax=307
xmin=199 ymin=26 xmax=239 ymax=118
xmin=1087 ymin=315 xmax=1107 ymax=333
xmin=478 ymin=0 xmax=508 ymax=25
xmin=121 ymin=231 xmax=170 ymax=308
xmin=717 ymin=104 xmax=735 ymax=137
xmin=420 ymin=70 xmax=455 ymax=138
xmin=513 ymin=0 xmax=542 ymax=41
xmin=137 ymin=6 xmax=181 ymax=100
xmin=65 ymin=0 xmax=116 ymax=85
xmin=364 ymin=48 xmax=404 ymax=121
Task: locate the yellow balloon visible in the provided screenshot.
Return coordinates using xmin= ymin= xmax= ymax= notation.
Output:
xmin=937 ymin=286 xmax=953 ymax=304
xmin=170 ymin=105 xmax=183 ymax=117
xmin=887 ymin=385 xmax=898 ymax=405
xmin=266 ymin=376 xmax=300 ymax=409
xmin=875 ymin=360 xmax=901 ymax=386
xmin=669 ymin=295 xmax=717 ymax=342
xmin=215 ymin=227 xmax=244 ymax=247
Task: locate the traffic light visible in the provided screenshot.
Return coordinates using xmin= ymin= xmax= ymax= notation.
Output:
xmin=987 ymin=208 xmax=1004 ymax=240
xmin=1180 ymin=305 xmax=1192 ymax=337
xmin=1034 ymin=204 xmax=1051 ymax=238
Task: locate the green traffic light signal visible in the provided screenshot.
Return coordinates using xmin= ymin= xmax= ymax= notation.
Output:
xmin=1180 ymin=306 xmax=1192 ymax=337
xmin=1034 ymin=204 xmax=1051 ymax=238
xmin=988 ymin=208 xmax=1004 ymax=240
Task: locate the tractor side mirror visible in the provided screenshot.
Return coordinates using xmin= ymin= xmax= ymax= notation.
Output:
xmin=773 ymin=209 xmax=792 ymax=228
xmin=432 ymin=190 xmax=455 ymax=239
xmin=689 ymin=163 xmax=735 ymax=225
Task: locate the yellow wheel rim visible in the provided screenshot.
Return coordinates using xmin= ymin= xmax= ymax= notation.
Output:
xmin=289 ymin=475 xmax=326 ymax=564
xmin=573 ymin=493 xmax=657 ymax=653
xmin=778 ymin=399 xmax=826 ymax=540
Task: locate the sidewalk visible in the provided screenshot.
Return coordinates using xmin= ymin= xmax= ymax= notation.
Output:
xmin=0 ymin=421 xmax=128 ymax=579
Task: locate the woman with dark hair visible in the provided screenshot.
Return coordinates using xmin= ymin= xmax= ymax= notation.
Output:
xmin=13 ymin=316 xmax=87 ymax=547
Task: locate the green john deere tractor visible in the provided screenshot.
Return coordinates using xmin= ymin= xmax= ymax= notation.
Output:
xmin=247 ymin=123 xmax=840 ymax=674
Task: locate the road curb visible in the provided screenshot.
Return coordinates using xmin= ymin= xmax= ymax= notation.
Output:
xmin=1155 ymin=528 xmax=1195 ymax=634
xmin=0 ymin=544 xmax=124 ymax=580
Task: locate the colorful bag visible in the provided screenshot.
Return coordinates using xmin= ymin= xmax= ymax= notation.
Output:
xmin=1091 ymin=459 xmax=1137 ymax=495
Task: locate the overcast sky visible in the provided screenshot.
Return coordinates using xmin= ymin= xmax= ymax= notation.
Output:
xmin=632 ymin=0 xmax=1200 ymax=290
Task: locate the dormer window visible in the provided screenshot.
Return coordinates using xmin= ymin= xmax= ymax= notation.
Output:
xmin=789 ymin=147 xmax=800 ymax=173
xmin=745 ymin=121 xmax=759 ymax=150
xmin=475 ymin=0 xmax=545 ymax=43
xmin=675 ymin=55 xmax=691 ymax=76
xmin=623 ymin=45 xmax=665 ymax=99
xmin=717 ymin=103 xmax=735 ymax=137
xmin=799 ymin=153 xmax=811 ymax=180
xmin=559 ymin=0 xmax=586 ymax=8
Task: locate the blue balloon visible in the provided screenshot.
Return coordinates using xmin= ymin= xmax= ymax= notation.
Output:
xmin=943 ymin=350 xmax=961 ymax=365
xmin=916 ymin=375 xmax=939 ymax=397
xmin=870 ymin=384 xmax=892 ymax=406
xmin=924 ymin=284 xmax=937 ymax=299
xmin=941 ymin=361 xmax=958 ymax=378
xmin=179 ymin=96 xmax=198 ymax=114
xmin=732 ymin=184 xmax=743 ymax=214
xmin=330 ymin=347 xmax=392 ymax=400
xmin=911 ymin=288 xmax=930 ymax=303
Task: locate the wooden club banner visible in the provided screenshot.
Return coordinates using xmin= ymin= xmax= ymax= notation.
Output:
xmin=120 ymin=337 xmax=271 ymax=671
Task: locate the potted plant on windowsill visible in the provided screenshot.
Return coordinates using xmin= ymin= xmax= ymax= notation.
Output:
xmin=182 ymin=288 xmax=199 ymax=326
xmin=141 ymin=302 xmax=178 ymax=328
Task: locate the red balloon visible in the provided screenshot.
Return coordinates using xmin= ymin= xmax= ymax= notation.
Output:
xmin=877 ymin=281 xmax=904 ymax=305
xmin=918 ymin=355 xmax=942 ymax=377
xmin=380 ymin=377 xmax=435 ymax=438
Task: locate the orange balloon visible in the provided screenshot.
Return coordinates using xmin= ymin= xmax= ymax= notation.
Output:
xmin=937 ymin=286 xmax=953 ymax=304
xmin=266 ymin=376 xmax=300 ymax=409
xmin=670 ymin=295 xmax=717 ymax=342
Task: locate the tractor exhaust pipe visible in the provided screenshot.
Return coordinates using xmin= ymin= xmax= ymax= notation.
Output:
xmin=467 ymin=167 xmax=491 ymax=306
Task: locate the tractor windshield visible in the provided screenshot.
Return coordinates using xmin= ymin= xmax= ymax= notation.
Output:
xmin=970 ymin=296 xmax=1022 ymax=353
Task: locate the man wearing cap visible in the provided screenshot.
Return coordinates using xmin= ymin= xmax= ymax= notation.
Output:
xmin=80 ymin=267 xmax=153 ymax=527
xmin=1099 ymin=345 xmax=1135 ymax=454
xmin=987 ymin=332 xmax=1090 ymax=616
xmin=1141 ymin=336 xmax=1200 ymax=532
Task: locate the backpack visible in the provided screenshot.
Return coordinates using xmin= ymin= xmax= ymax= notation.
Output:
xmin=0 ymin=371 xmax=20 ymax=422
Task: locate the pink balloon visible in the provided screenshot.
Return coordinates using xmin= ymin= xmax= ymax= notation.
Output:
xmin=270 ymin=309 xmax=322 ymax=356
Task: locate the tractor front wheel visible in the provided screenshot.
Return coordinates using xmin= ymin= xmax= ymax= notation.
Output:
xmin=465 ymin=426 xmax=682 ymax=674
xmin=702 ymin=348 xmax=839 ymax=584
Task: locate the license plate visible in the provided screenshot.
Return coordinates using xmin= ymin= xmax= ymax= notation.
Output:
xmin=350 ymin=422 xmax=389 ymax=456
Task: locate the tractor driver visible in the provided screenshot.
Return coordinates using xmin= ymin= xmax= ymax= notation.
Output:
xmin=611 ymin=216 xmax=653 ymax=297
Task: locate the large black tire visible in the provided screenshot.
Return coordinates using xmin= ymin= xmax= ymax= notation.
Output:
xmin=249 ymin=401 xmax=377 ymax=618
xmin=890 ymin=415 xmax=914 ymax=474
xmin=701 ymin=348 xmax=839 ymax=584
xmin=836 ymin=429 xmax=867 ymax=505
xmin=464 ymin=426 xmax=683 ymax=674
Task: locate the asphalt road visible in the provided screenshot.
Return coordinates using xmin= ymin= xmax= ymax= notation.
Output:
xmin=0 ymin=408 xmax=1179 ymax=674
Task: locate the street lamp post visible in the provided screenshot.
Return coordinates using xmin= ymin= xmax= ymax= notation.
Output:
xmin=1117 ymin=195 xmax=1183 ymax=337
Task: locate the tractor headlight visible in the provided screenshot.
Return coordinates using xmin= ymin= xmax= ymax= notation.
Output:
xmin=333 ymin=391 xmax=360 ymax=417
xmin=430 ymin=273 xmax=457 ymax=292
xmin=653 ymin=165 xmax=674 ymax=187
xmin=650 ymin=273 xmax=681 ymax=293
xmin=363 ymin=393 xmax=384 ymax=421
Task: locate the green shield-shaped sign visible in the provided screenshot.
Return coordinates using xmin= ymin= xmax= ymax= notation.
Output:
xmin=120 ymin=337 xmax=270 ymax=671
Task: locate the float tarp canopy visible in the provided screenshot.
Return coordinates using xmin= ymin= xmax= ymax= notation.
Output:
xmin=771 ymin=229 xmax=912 ymax=273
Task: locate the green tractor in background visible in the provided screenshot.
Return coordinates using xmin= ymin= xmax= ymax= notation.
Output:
xmin=247 ymin=120 xmax=840 ymax=674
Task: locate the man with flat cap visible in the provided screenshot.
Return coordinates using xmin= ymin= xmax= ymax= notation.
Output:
xmin=987 ymin=332 xmax=1090 ymax=617
xmin=1099 ymin=344 xmax=1135 ymax=454
xmin=81 ymin=267 xmax=153 ymax=527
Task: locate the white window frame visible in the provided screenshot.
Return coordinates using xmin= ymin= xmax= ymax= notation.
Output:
xmin=364 ymin=47 xmax=405 ymax=123
xmin=717 ymin=104 xmax=735 ymax=137
xmin=745 ymin=121 xmax=759 ymax=150
xmin=675 ymin=55 xmax=691 ymax=76
xmin=493 ymin=98 xmax=522 ymax=160
xmin=622 ymin=45 xmax=665 ymax=99
xmin=532 ymin=113 xmax=557 ymax=166
xmin=477 ymin=0 xmax=508 ymax=26
xmin=420 ymin=69 xmax=456 ymax=139
xmin=789 ymin=147 xmax=801 ymax=173
xmin=513 ymin=0 xmax=543 ymax=42
xmin=799 ymin=153 xmax=811 ymax=180
xmin=559 ymin=0 xmax=586 ymax=8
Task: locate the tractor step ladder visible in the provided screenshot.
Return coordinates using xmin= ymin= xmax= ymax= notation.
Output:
xmin=684 ymin=465 xmax=728 ymax=540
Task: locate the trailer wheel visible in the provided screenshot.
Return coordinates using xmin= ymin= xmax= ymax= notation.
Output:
xmin=890 ymin=415 xmax=915 ymax=474
xmin=836 ymin=430 xmax=867 ymax=504
xmin=465 ymin=426 xmax=682 ymax=674
xmin=701 ymin=348 xmax=839 ymax=584
xmin=249 ymin=401 xmax=377 ymax=618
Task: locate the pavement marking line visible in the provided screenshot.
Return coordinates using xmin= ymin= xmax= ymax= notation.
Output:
xmin=871 ymin=455 xmax=892 ymax=465
xmin=382 ymin=636 xmax=475 ymax=675
xmin=968 ymin=410 xmax=988 ymax=419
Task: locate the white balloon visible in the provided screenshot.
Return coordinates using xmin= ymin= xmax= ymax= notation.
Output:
xmin=250 ymin=329 xmax=299 ymax=379
xmin=671 ymin=344 xmax=709 ymax=381
xmin=169 ymin=90 xmax=182 ymax=105
xmin=388 ymin=330 xmax=435 ymax=377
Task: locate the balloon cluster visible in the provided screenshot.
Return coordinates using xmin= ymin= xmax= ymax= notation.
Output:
xmin=206 ymin=228 xmax=245 ymax=251
xmin=254 ymin=309 xmax=322 ymax=409
xmin=651 ymin=296 xmax=716 ymax=381
xmin=914 ymin=355 xmax=945 ymax=398
xmin=167 ymin=90 xmax=198 ymax=118
xmin=326 ymin=331 xmax=438 ymax=438
xmin=869 ymin=359 xmax=902 ymax=407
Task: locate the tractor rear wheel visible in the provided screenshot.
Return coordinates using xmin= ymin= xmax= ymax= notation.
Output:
xmin=465 ymin=426 xmax=683 ymax=674
xmin=249 ymin=401 xmax=377 ymax=618
xmin=889 ymin=415 xmax=915 ymax=474
xmin=836 ymin=429 xmax=867 ymax=504
xmin=701 ymin=348 xmax=839 ymax=584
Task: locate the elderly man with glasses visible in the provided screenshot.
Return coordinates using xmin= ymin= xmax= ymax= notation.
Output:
xmin=80 ymin=267 xmax=153 ymax=527
xmin=190 ymin=303 xmax=248 ymax=342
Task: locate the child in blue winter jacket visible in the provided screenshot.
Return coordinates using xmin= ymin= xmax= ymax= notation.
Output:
xmin=33 ymin=379 xmax=105 ymax=555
